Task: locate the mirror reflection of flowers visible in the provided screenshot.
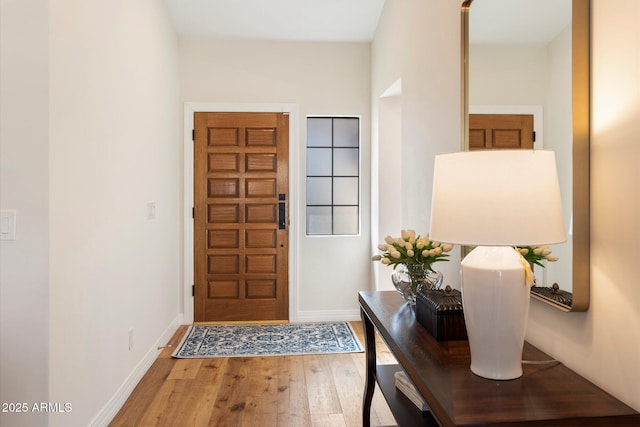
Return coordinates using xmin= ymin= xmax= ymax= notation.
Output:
xmin=516 ymin=245 xmax=559 ymax=267
xmin=372 ymin=229 xmax=453 ymax=271
xmin=516 ymin=245 xmax=559 ymax=286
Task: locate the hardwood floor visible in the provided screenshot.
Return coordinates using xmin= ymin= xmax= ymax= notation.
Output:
xmin=109 ymin=322 xmax=398 ymax=427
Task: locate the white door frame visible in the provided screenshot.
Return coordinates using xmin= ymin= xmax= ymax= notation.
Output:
xmin=183 ymin=102 xmax=300 ymax=324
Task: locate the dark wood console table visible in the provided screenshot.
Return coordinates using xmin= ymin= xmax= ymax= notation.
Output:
xmin=360 ymin=290 xmax=640 ymax=426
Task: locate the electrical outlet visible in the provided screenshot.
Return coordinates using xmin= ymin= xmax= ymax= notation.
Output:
xmin=129 ymin=328 xmax=134 ymax=351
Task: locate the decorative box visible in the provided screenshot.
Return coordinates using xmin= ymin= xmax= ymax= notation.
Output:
xmin=415 ymin=286 xmax=467 ymax=341
xmin=531 ymin=283 xmax=573 ymax=307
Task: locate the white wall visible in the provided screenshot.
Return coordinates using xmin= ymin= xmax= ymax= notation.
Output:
xmin=47 ymin=1 xmax=181 ymax=426
xmin=470 ymin=45 xmax=548 ymax=105
xmin=374 ymin=92 xmax=403 ymax=290
xmin=0 ymin=1 xmax=50 ymax=426
xmin=543 ymin=26 xmax=573 ymax=290
xmin=371 ymin=0 xmax=462 ymax=290
xmin=527 ymin=0 xmax=640 ymax=411
xmin=179 ymin=40 xmax=372 ymax=319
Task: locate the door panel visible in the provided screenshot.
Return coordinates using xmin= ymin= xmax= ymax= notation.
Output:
xmin=469 ymin=114 xmax=534 ymax=150
xmin=194 ymin=112 xmax=289 ymax=322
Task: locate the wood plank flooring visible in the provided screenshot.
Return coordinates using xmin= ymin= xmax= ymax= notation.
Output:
xmin=109 ymin=322 xmax=398 ymax=427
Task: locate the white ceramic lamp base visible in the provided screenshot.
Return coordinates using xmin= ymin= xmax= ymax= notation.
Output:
xmin=461 ymin=246 xmax=530 ymax=380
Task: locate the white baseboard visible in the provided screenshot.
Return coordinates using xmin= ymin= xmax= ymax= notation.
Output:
xmin=89 ymin=314 xmax=184 ymax=427
xmin=295 ymin=309 xmax=361 ymax=322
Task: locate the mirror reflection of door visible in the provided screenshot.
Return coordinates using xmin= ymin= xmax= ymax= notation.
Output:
xmin=469 ymin=114 xmax=534 ymax=150
xmin=193 ymin=112 xmax=289 ymax=322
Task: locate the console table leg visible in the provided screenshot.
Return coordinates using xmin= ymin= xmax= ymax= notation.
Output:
xmin=361 ymin=308 xmax=376 ymax=427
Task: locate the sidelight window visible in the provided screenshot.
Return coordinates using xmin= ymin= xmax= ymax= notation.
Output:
xmin=306 ymin=117 xmax=360 ymax=235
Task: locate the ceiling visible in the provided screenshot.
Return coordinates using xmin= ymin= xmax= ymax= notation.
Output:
xmin=162 ymin=0 xmax=386 ymax=42
xmin=469 ymin=0 xmax=571 ymax=45
xmin=162 ymin=0 xmax=570 ymax=46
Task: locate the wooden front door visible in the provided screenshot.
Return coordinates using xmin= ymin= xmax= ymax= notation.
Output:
xmin=194 ymin=112 xmax=289 ymax=322
xmin=469 ymin=114 xmax=534 ymax=150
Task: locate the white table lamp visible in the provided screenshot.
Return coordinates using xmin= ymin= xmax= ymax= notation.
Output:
xmin=430 ymin=150 xmax=566 ymax=380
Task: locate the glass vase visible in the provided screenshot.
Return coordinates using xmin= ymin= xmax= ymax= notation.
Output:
xmin=391 ymin=264 xmax=443 ymax=306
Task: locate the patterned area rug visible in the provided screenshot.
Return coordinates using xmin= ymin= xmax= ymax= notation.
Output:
xmin=172 ymin=322 xmax=363 ymax=358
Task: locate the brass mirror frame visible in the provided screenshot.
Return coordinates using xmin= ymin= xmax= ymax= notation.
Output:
xmin=460 ymin=0 xmax=590 ymax=312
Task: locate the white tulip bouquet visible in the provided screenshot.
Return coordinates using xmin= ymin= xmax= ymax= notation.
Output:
xmin=372 ymin=229 xmax=453 ymax=271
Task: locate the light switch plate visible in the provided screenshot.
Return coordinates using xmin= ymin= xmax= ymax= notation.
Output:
xmin=146 ymin=202 xmax=156 ymax=220
xmin=1 ymin=210 xmax=16 ymax=240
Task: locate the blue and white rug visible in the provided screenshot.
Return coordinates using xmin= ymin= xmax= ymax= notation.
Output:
xmin=172 ymin=322 xmax=363 ymax=358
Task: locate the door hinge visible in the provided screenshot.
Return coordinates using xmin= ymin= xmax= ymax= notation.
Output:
xmin=192 ymin=207 xmax=195 ymax=219
xmin=192 ymin=285 xmax=195 ymax=297
xmin=192 ymin=129 xmax=195 ymax=141
xmin=532 ymin=131 xmax=536 ymax=142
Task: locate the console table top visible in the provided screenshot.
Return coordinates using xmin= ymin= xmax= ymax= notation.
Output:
xmin=359 ymin=290 xmax=639 ymax=426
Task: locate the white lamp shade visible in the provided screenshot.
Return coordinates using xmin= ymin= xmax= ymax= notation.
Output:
xmin=429 ymin=150 xmax=566 ymax=246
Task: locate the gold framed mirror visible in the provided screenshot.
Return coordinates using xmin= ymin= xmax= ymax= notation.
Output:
xmin=461 ymin=0 xmax=590 ymax=311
